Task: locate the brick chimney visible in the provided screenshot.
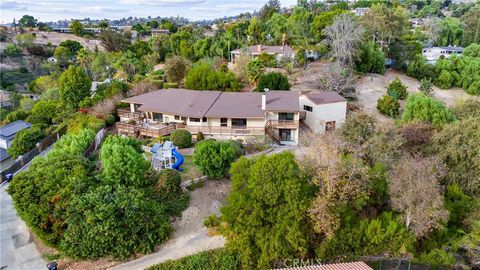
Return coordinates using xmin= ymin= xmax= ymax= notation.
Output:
xmin=257 ymin=45 xmax=262 ymax=53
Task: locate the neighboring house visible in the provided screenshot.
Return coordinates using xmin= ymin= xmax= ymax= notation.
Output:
xmin=274 ymin=261 xmax=373 ymax=270
xmin=422 ymin=46 xmax=464 ymax=62
xmin=230 ymin=45 xmax=295 ymax=64
xmin=118 ymin=89 xmax=347 ymax=145
xmin=352 ymin=7 xmax=369 ymax=16
xmin=151 ymin=29 xmax=170 ymax=36
xmin=409 ymin=18 xmax=424 ymax=28
xmin=300 ymin=91 xmax=347 ymax=134
xmin=0 ymin=120 xmax=32 ymax=161
xmin=0 ymin=90 xmax=12 ymax=109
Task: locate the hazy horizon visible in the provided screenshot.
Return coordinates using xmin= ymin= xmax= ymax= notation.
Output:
xmin=0 ymin=0 xmax=297 ymax=24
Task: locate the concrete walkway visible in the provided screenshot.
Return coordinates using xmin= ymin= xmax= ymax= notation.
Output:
xmin=0 ymin=184 xmax=47 ymax=270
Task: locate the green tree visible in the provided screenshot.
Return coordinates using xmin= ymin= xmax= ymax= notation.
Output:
xmin=18 ymin=15 xmax=37 ymax=27
xmin=193 ymin=140 xmax=239 ymax=179
xmin=3 ymin=44 xmax=22 ymax=57
xmin=387 ymin=77 xmax=408 ymax=99
xmin=402 ymin=93 xmax=456 ymax=126
xmin=69 ymin=20 xmax=85 ymax=36
xmin=98 ymin=30 xmax=130 ymax=52
xmin=221 ymin=152 xmax=313 ymax=269
xmin=432 ymin=117 xmax=480 ymax=196
xmin=98 ymin=20 xmax=109 ymax=29
xmin=310 ymin=10 xmax=346 ymax=41
xmin=184 ymin=61 xmax=241 ymax=91
xmin=7 ymin=125 xmax=46 ymax=158
xmin=165 ymin=55 xmax=191 ymax=84
xmin=27 ymin=100 xmax=60 ymax=125
xmin=246 ymin=58 xmax=265 ymax=85
xmin=100 ymin=136 xmax=151 ymax=187
xmin=58 ymin=65 xmax=92 ymax=109
xmin=59 ymin=40 xmax=83 ymax=55
xmin=256 ymin=72 xmax=290 ymax=91
xmin=418 ymin=78 xmax=433 ymax=95
xmin=377 ymin=95 xmax=400 ymax=117
xmin=54 ymin=46 xmax=72 ymax=67
xmin=355 ymin=41 xmax=385 ymax=74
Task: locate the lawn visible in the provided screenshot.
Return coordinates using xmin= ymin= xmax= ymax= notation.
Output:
xmin=179 ymin=155 xmax=203 ymax=181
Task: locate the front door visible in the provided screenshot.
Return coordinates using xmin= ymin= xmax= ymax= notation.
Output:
xmin=279 ymin=129 xmax=292 ymax=141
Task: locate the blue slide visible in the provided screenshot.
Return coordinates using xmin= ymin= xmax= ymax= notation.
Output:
xmin=171 ymin=148 xmax=184 ymax=172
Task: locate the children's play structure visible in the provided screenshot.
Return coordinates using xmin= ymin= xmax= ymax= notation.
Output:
xmin=150 ymin=141 xmax=184 ymax=172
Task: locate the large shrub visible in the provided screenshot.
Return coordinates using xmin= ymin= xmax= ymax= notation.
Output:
xmin=27 ymin=100 xmax=61 ymax=125
xmin=170 ymin=129 xmax=192 ymax=148
xmin=61 ymin=185 xmax=171 ymax=259
xmin=7 ymin=125 xmax=46 ymax=159
xmin=7 ymin=154 xmax=94 ymax=245
xmin=184 ymin=61 xmax=241 ymax=92
xmin=256 ymin=72 xmax=290 ymax=92
xmin=193 ymin=140 xmax=238 ymax=179
xmin=147 ymin=248 xmax=238 ymax=270
xmin=432 ymin=117 xmax=480 ymax=196
xmin=401 ymin=93 xmax=456 ymax=126
xmin=100 ymin=135 xmax=151 ymax=187
xmin=386 ymin=77 xmax=408 ymax=100
xmin=51 ymin=128 xmax=96 ymax=156
xmin=355 ymin=41 xmax=385 ymax=74
xmin=316 ymin=212 xmax=415 ymax=260
xmin=221 ymin=152 xmax=314 ymax=269
xmin=376 ymin=95 xmax=400 ymax=117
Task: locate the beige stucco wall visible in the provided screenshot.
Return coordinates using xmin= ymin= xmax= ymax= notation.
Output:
xmin=299 ymin=96 xmax=347 ymax=133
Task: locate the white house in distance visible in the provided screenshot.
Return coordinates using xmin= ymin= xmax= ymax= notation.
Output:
xmin=352 ymin=7 xmax=369 ymax=16
xmin=117 ymin=89 xmax=347 ymax=145
xmin=300 ymin=92 xmax=347 ymax=133
xmin=422 ymin=46 xmax=464 ymax=62
xmin=230 ymin=45 xmax=295 ymax=64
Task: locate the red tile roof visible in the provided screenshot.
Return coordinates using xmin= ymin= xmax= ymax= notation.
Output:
xmin=274 ymin=261 xmax=373 ymax=270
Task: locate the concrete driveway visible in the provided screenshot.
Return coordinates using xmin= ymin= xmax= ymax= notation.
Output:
xmin=0 ymin=184 xmax=46 ymax=270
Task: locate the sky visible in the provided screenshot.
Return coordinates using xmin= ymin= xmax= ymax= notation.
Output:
xmin=0 ymin=0 xmax=297 ymax=24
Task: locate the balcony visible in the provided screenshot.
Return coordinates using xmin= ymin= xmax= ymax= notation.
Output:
xmin=116 ymin=121 xmax=185 ymax=138
xmin=266 ymin=120 xmax=299 ymax=129
xmin=117 ymin=108 xmax=144 ymax=121
xmin=186 ymin=126 xmax=265 ymax=136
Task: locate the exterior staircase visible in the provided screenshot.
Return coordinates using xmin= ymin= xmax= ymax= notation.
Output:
xmin=265 ymin=120 xmax=281 ymax=144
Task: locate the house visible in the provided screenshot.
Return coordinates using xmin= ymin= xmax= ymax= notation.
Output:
xmin=230 ymin=45 xmax=295 ymax=64
xmin=0 ymin=120 xmax=32 ymax=161
xmin=0 ymin=90 xmax=12 ymax=109
xmin=409 ymin=18 xmax=424 ymax=28
xmin=352 ymin=7 xmax=369 ymax=16
xmin=299 ymin=91 xmax=347 ymax=133
xmin=118 ymin=89 xmax=347 ymax=145
xmin=422 ymin=46 xmax=464 ymax=62
xmin=151 ymin=29 xmax=170 ymax=36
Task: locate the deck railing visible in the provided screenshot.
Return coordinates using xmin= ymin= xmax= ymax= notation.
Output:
xmin=117 ymin=109 xmax=144 ymax=120
xmin=186 ymin=126 xmax=265 ymax=136
xmin=267 ymin=120 xmax=299 ymax=129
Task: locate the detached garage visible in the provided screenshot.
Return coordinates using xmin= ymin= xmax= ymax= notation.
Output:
xmin=300 ymin=92 xmax=347 ymax=133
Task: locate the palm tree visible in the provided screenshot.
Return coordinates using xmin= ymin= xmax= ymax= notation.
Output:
xmin=76 ymin=48 xmax=92 ymax=75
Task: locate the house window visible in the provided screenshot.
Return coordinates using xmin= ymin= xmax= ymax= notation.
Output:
xmin=181 ymin=117 xmax=187 ymax=121
xmin=152 ymin=112 xmax=163 ymax=122
xmin=231 ymin=118 xmax=247 ymax=127
xmin=325 ymin=121 xmax=336 ymax=132
xmin=220 ymin=118 xmax=228 ymax=127
xmin=278 ymin=113 xmax=294 ymax=121
xmin=303 ymin=105 xmax=313 ymax=112
xmin=133 ymin=103 xmax=141 ymax=112
xmin=174 ymin=115 xmax=180 ymax=120
xmin=190 ymin=118 xmax=201 ymax=122
xmin=202 ymin=117 xmax=207 ymax=122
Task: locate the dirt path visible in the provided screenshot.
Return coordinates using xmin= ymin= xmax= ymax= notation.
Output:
xmin=110 ymin=180 xmax=230 ymax=270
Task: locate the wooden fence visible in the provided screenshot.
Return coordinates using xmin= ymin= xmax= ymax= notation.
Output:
xmin=83 ymin=128 xmax=107 ymax=157
xmin=0 ymin=127 xmax=66 ymax=183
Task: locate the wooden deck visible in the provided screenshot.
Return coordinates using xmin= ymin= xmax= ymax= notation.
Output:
xmin=186 ymin=126 xmax=265 ymax=136
xmin=116 ymin=122 xmax=185 ymax=138
xmin=117 ymin=109 xmax=144 ymax=121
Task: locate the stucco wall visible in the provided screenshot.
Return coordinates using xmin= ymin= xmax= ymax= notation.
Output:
xmin=299 ymin=96 xmax=347 ymax=133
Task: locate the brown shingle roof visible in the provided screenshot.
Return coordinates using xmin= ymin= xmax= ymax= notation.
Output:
xmin=231 ymin=45 xmax=294 ymax=55
xmin=304 ymin=91 xmax=346 ymax=105
xmin=205 ymin=92 xmax=264 ymax=118
xmin=274 ymin=262 xmax=373 ymax=270
xmin=122 ymin=89 xmax=222 ymax=118
xmin=265 ymin=91 xmax=300 ymax=112
xmin=122 ymin=89 xmax=300 ymax=118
